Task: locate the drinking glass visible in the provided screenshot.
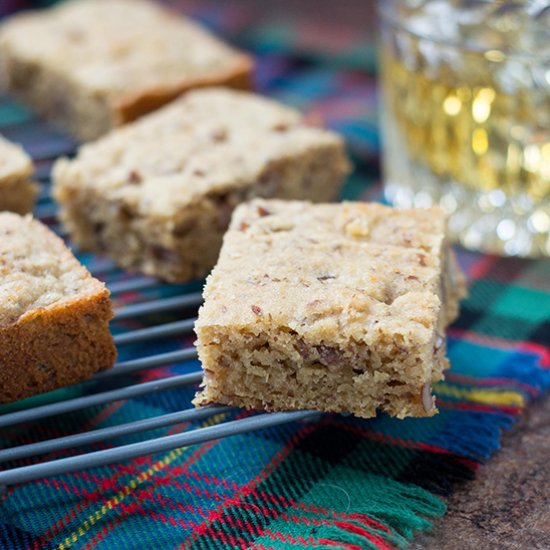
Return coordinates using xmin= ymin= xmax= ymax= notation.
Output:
xmin=379 ymin=0 xmax=550 ymax=257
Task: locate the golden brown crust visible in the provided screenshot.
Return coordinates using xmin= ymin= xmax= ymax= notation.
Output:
xmin=0 ymin=290 xmax=116 ymax=403
xmin=0 ymin=212 xmax=116 ymax=403
xmin=112 ymin=53 xmax=254 ymax=125
xmin=0 ymin=179 xmax=38 ymax=214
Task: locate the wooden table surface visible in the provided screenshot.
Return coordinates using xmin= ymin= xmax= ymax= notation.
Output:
xmin=416 ymin=395 xmax=550 ymax=550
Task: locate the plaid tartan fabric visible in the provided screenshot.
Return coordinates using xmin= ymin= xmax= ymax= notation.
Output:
xmin=1 ymin=3 xmax=549 ymax=549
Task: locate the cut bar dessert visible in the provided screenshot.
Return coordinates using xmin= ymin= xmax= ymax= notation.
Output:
xmin=0 ymin=0 xmax=253 ymax=140
xmin=53 ymin=88 xmax=350 ymax=282
xmin=194 ymin=199 xmax=467 ymax=419
xmin=0 ymin=213 xmax=116 ymax=403
xmin=0 ymin=135 xmax=37 ymax=214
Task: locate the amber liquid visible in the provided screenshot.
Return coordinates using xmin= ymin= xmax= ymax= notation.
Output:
xmin=383 ymin=49 xmax=550 ymax=197
xmin=380 ymin=28 xmax=550 ymax=256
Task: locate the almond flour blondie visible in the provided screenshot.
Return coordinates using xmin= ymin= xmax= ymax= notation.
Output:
xmin=0 ymin=0 xmax=253 ymax=140
xmin=53 ymin=88 xmax=351 ymax=282
xmin=193 ymin=199 xmax=467 ymax=419
xmin=0 ymin=213 xmax=116 ymax=403
xmin=0 ymin=135 xmax=37 ymax=214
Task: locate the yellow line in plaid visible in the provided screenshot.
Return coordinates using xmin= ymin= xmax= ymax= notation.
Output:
xmin=434 ymin=384 xmax=525 ymax=408
xmin=56 ymin=413 xmax=227 ymax=549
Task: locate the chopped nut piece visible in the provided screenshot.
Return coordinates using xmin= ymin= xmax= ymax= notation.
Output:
xmin=54 ymin=88 xmax=350 ymax=282
xmin=194 ymin=199 xmax=467 ymax=419
xmin=128 ymin=170 xmax=142 ymax=184
xmin=316 ymin=345 xmax=344 ymax=367
xmin=422 ymin=383 xmax=434 ymax=413
xmin=211 ymin=128 xmax=228 ymax=142
xmin=257 ymin=206 xmax=271 ymax=217
xmin=272 ymin=123 xmax=289 ymax=132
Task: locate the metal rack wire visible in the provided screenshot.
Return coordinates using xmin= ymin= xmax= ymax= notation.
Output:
xmin=0 ymin=161 xmax=318 ymax=491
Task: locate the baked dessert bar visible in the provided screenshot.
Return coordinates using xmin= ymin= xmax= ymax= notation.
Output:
xmin=0 ymin=213 xmax=116 ymax=403
xmin=53 ymin=88 xmax=350 ymax=282
xmin=0 ymin=0 xmax=253 ymax=140
xmin=0 ymin=135 xmax=37 ymax=214
xmin=193 ymin=199 xmax=467 ymax=419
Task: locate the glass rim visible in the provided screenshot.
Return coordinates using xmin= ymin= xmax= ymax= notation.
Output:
xmin=378 ymin=3 xmax=550 ymax=63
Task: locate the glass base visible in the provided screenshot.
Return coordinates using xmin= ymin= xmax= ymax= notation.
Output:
xmin=384 ymin=166 xmax=550 ymax=258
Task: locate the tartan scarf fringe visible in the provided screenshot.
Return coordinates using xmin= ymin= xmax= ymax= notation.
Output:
xmin=430 ymin=409 xmax=516 ymax=461
xmin=288 ymin=474 xmax=446 ymax=550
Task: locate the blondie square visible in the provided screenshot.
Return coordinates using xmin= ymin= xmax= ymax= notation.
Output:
xmin=0 ymin=135 xmax=37 ymax=214
xmin=0 ymin=0 xmax=253 ymax=140
xmin=0 ymin=213 xmax=116 ymax=403
xmin=53 ymin=88 xmax=350 ymax=282
xmin=194 ymin=199 xmax=466 ymax=419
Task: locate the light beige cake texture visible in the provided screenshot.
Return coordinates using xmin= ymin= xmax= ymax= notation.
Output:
xmin=0 ymin=135 xmax=37 ymax=214
xmin=0 ymin=213 xmax=117 ymax=403
xmin=0 ymin=0 xmax=254 ymax=140
xmin=53 ymin=88 xmax=351 ymax=282
xmin=193 ymin=199 xmax=467 ymax=419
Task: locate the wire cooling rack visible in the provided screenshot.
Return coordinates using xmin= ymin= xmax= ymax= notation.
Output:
xmin=0 ymin=145 xmax=318 ymax=491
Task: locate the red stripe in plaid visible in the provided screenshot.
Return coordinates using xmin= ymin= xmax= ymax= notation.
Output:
xmin=25 ymin=410 xmax=454 ymax=549
xmin=162 ymin=460 xmax=400 ymax=547
xmin=225 ymin=493 xmax=418 ymax=537
xmin=438 ymin=399 xmax=522 ymax=415
xmin=83 ymin=498 xmax=200 ymax=549
xmin=332 ymin=520 xmax=393 ymax=550
xmin=517 ymin=343 xmax=550 ymax=367
xmin=253 ymin=491 xmax=392 ymax=535
xmin=21 ymin=402 xmax=125 ymax=549
xmin=203 ymin=517 xmax=340 ymax=548
xmin=108 ymin=500 xmax=193 ymax=529
xmin=468 ymin=255 xmax=497 ymax=279
xmin=96 ymin=468 xmax=398 ymax=537
xmin=29 ymin=418 xmax=219 ymax=548
xmin=179 ymin=420 xmax=321 ymax=548
xmin=49 ymin=412 xmax=233 ymax=546
xmin=226 ymin=503 xmax=395 ymax=547
xmin=83 ymin=518 xmax=118 ymax=550
xmin=54 ymin=450 xmax=215 ymax=548
xmin=202 ymin=497 xmax=393 ymax=535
